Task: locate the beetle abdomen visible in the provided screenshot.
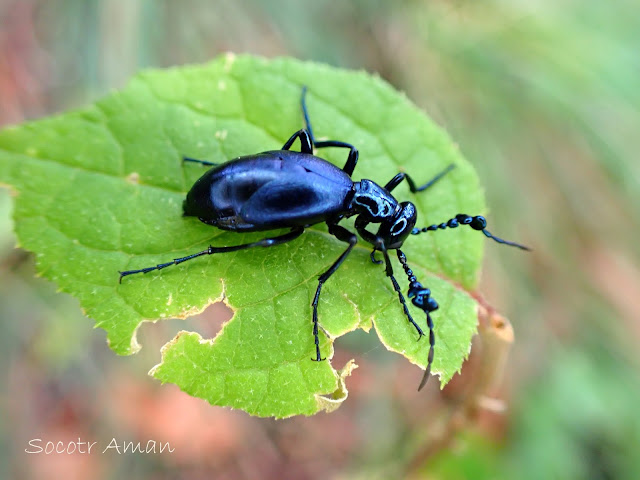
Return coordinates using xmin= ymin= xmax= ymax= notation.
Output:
xmin=183 ymin=151 xmax=353 ymax=231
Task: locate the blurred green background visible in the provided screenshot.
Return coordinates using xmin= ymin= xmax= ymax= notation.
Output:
xmin=1 ymin=1 xmax=639 ymax=479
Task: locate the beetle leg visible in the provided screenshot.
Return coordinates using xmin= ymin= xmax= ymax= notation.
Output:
xmin=300 ymin=86 xmax=316 ymax=142
xmin=357 ymin=216 xmax=425 ymax=339
xmin=311 ymin=223 xmax=357 ymax=361
xmin=384 ymin=164 xmax=456 ymax=193
xmin=314 ymin=140 xmax=359 ymax=177
xmin=281 ymin=129 xmax=313 ymax=154
xmin=300 ymin=87 xmax=360 ymax=176
xmin=369 ymin=249 xmax=383 ymax=265
xmin=118 ymin=227 xmax=304 ymax=283
xmin=375 ymin=242 xmax=425 ymax=340
xmin=182 ymin=156 xmax=219 ymax=167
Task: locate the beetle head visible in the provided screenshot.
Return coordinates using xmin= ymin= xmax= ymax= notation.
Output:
xmin=378 ymin=201 xmax=417 ymax=249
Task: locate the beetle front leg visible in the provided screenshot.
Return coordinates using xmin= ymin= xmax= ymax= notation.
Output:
xmin=376 ymin=243 xmax=425 ymax=339
xmin=369 ymin=249 xmax=383 ymax=264
xmin=311 ymin=223 xmax=357 ymax=361
xmin=384 ymin=164 xmax=455 ymax=193
xmin=355 ymin=217 xmax=424 ymax=339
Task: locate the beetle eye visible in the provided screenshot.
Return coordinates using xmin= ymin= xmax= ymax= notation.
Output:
xmin=381 ymin=202 xmax=417 ymax=249
xmin=391 ymin=217 xmax=408 ymax=236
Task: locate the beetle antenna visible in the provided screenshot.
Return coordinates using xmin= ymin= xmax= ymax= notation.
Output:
xmin=396 ymin=249 xmax=438 ymax=391
xmin=411 ymin=214 xmax=530 ymax=251
xmin=378 ymin=245 xmax=425 ymax=339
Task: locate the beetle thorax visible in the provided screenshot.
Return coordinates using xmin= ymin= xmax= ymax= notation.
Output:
xmin=351 ymin=179 xmax=398 ymax=222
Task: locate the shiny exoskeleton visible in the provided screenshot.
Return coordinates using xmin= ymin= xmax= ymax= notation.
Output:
xmin=119 ymin=87 xmax=528 ymax=390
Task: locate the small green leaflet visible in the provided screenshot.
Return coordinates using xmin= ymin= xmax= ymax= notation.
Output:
xmin=0 ymin=55 xmax=484 ymax=418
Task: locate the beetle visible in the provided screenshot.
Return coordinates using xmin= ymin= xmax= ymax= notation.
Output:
xmin=119 ymin=87 xmax=528 ymax=390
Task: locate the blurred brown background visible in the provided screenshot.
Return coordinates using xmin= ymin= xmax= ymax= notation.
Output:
xmin=1 ymin=1 xmax=639 ymax=479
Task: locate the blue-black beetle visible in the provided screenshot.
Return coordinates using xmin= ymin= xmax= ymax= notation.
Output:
xmin=119 ymin=87 xmax=528 ymax=390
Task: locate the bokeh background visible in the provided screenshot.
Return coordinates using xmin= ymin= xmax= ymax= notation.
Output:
xmin=1 ymin=1 xmax=639 ymax=479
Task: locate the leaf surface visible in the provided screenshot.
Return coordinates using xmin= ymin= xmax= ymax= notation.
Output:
xmin=0 ymin=55 xmax=484 ymax=417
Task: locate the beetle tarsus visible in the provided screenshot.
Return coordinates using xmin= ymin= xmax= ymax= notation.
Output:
xmin=183 ymin=156 xmax=219 ymax=167
xmin=369 ymin=249 xmax=383 ymax=265
xmin=385 ymin=163 xmax=456 ymax=193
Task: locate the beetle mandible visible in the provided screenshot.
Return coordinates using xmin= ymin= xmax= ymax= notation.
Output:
xmin=119 ymin=87 xmax=528 ymax=390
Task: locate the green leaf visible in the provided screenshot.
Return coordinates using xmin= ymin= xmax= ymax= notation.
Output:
xmin=0 ymin=54 xmax=485 ymax=418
